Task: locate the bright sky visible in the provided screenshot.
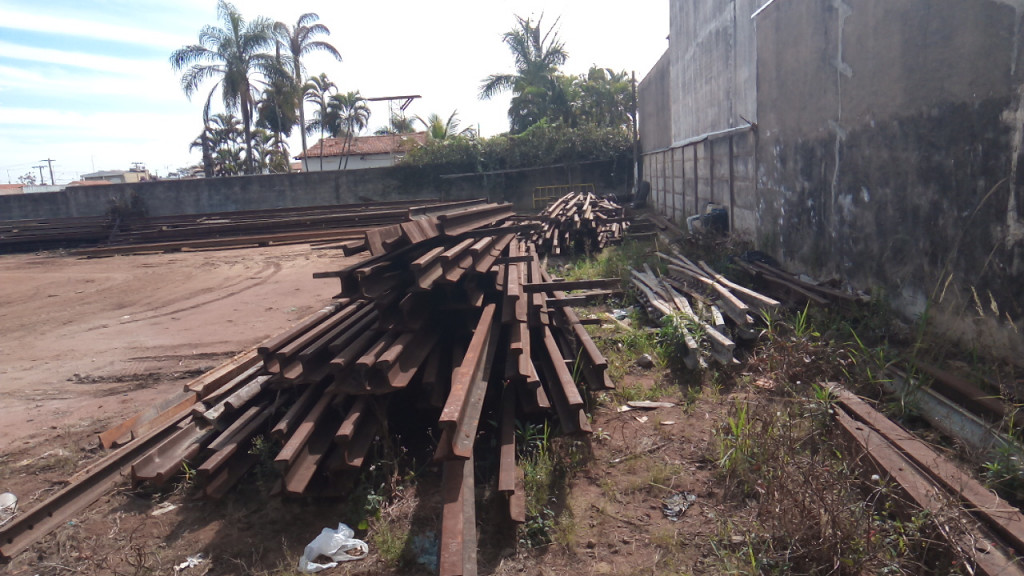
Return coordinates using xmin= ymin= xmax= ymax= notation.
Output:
xmin=0 ymin=0 xmax=667 ymax=184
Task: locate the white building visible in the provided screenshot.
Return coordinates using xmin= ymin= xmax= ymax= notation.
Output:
xmin=298 ymin=132 xmax=428 ymax=172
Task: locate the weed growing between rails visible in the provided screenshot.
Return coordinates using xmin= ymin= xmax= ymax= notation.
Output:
xmin=707 ymin=396 xmax=966 ymax=575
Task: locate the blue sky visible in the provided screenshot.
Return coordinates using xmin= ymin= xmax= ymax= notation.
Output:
xmin=0 ymin=0 xmax=668 ymax=183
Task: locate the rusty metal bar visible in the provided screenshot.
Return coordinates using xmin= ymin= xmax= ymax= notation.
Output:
xmin=834 ymin=407 xmax=1023 ymax=576
xmin=0 ymin=407 xmax=188 ymax=560
xmin=440 ymin=455 xmax=477 ymax=576
xmin=835 ymin=387 xmax=1024 ymax=555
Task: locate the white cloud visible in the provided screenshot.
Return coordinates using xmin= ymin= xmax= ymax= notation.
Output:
xmin=0 ymin=41 xmax=151 ymax=74
xmin=0 ymin=8 xmax=192 ymax=48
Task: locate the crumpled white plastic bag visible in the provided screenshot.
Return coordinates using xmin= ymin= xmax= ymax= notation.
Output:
xmin=297 ymin=523 xmax=369 ymax=573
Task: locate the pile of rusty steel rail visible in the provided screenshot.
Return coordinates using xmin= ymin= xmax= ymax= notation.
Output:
xmin=0 ymin=201 xmax=617 ymax=576
xmin=530 ymin=191 xmax=627 ymax=255
xmin=830 ymin=384 xmax=1024 ymax=576
xmin=625 ymin=250 xmax=780 ymax=367
xmin=72 ymin=198 xmax=478 ymax=257
xmin=0 ymin=215 xmax=113 ymax=253
xmin=732 ymin=253 xmax=867 ymax=306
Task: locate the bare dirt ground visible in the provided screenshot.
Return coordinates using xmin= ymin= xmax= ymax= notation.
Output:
xmin=0 ymin=245 xmax=343 ymax=450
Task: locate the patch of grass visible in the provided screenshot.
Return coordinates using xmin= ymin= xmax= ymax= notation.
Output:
xmin=559 ymin=240 xmax=657 ymax=285
xmin=706 ymin=397 xmax=966 ymax=575
xmin=369 ymin=518 xmax=408 ymax=567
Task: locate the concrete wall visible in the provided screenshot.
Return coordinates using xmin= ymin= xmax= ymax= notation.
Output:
xmin=638 ymin=51 xmax=673 ymax=153
xmin=0 ymin=160 xmax=628 ymax=221
xmin=669 ymin=0 xmax=759 ymax=142
xmin=639 ymin=0 xmax=1024 ymax=361
xmin=754 ymin=0 xmax=1024 ymax=361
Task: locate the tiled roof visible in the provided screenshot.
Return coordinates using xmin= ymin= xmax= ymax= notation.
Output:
xmin=0 ymin=184 xmax=24 ymax=195
xmin=298 ymin=132 xmax=428 ymax=159
xmin=67 ymin=180 xmax=114 ymax=187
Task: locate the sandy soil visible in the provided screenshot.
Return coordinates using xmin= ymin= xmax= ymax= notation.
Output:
xmin=0 ymin=245 xmax=346 ymax=449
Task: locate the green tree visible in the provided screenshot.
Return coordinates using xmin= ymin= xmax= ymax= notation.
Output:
xmin=257 ymin=78 xmax=300 ymax=168
xmin=479 ymin=14 xmax=569 ymax=134
xmin=374 ymin=113 xmax=417 ymax=135
xmin=274 ymin=13 xmax=342 ymax=161
xmin=574 ymin=67 xmax=632 ymax=129
xmin=416 ymin=110 xmax=474 ymax=141
xmin=327 ymin=91 xmax=371 ymax=169
xmin=171 ymin=0 xmax=279 ymax=174
xmin=303 ymin=73 xmax=337 ymax=171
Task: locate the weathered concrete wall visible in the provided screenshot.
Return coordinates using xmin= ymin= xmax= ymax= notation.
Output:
xmin=0 ymin=160 xmax=628 ymax=221
xmin=754 ymin=0 xmax=1024 ymax=361
xmin=669 ymin=0 xmax=759 ymax=142
xmin=642 ymin=129 xmax=758 ymax=232
xmin=638 ymin=50 xmax=673 ymax=153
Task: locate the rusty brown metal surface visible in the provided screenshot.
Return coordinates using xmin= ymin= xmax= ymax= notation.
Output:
xmin=835 ymin=406 xmax=1024 ymax=576
xmin=835 ymin=387 xmax=1024 ymax=556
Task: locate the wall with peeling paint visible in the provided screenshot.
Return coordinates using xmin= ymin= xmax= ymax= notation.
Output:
xmin=640 ymin=0 xmax=1024 ymax=362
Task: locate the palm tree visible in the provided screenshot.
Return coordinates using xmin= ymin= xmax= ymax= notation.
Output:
xmin=417 ymin=110 xmax=474 ymax=141
xmin=171 ymin=0 xmax=279 ymax=174
xmin=374 ymin=113 xmax=417 ymax=135
xmin=479 ymin=14 xmax=568 ymax=134
xmin=257 ymin=79 xmax=300 ymax=168
xmin=303 ymin=73 xmax=337 ymax=171
xmin=327 ymin=91 xmax=371 ymax=169
xmin=274 ymin=13 xmax=342 ymax=161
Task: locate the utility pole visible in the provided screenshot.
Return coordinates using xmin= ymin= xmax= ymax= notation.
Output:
xmin=41 ymin=158 xmax=55 ymax=186
xmin=631 ymin=71 xmax=639 ymax=196
xmin=33 ymin=165 xmax=46 ymax=185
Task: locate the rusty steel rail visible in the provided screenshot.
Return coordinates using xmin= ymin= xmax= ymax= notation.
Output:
xmin=0 ymin=406 xmax=189 ymax=560
xmin=832 ymin=386 xmax=1024 ymax=574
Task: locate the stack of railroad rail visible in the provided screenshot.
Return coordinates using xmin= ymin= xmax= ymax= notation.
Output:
xmin=0 ymin=215 xmax=114 ymax=253
xmin=530 ymin=191 xmax=627 ymax=255
xmin=73 ymin=198 xmax=484 ymax=256
xmin=0 ymin=200 xmax=618 ymax=576
xmin=0 ymin=198 xmax=482 ymax=255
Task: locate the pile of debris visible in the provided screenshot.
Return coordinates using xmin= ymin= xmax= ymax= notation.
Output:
xmin=530 ymin=191 xmax=627 ymax=255
xmin=0 ymin=198 xmax=620 ymax=576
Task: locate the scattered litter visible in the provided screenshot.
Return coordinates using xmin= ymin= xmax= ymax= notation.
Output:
xmin=627 ymin=401 xmax=676 ymax=410
xmin=661 ymin=492 xmax=697 ymax=521
xmin=297 ymin=523 xmax=369 ymax=573
xmin=752 ymin=378 xmax=775 ymax=391
xmin=636 ymin=354 xmax=655 ymax=369
xmin=0 ymin=492 xmax=17 ymax=527
xmin=173 ymin=554 xmax=205 ymax=574
xmin=611 ymin=307 xmax=633 ymax=320
xmin=660 ymin=420 xmax=676 ymax=426
xmin=151 ymin=502 xmax=178 ymax=516
xmin=634 ymin=415 xmax=649 ymax=423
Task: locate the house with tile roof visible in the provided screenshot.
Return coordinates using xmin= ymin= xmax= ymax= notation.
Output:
xmin=0 ymin=184 xmax=25 ymax=195
xmin=296 ymin=132 xmax=428 ymax=172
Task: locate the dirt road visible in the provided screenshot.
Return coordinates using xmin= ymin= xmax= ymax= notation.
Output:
xmin=0 ymin=245 xmax=346 ymax=449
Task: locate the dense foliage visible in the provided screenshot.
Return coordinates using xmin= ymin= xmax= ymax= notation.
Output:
xmin=401 ymin=121 xmax=631 ymax=175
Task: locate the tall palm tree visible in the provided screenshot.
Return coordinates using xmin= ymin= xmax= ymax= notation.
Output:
xmin=303 ymin=73 xmax=337 ymax=171
xmin=479 ymin=14 xmax=568 ymax=134
xmin=327 ymin=91 xmax=371 ymax=169
xmin=274 ymin=13 xmax=342 ymax=161
xmin=171 ymin=0 xmax=278 ymax=174
xmin=417 ymin=110 xmax=474 ymax=141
